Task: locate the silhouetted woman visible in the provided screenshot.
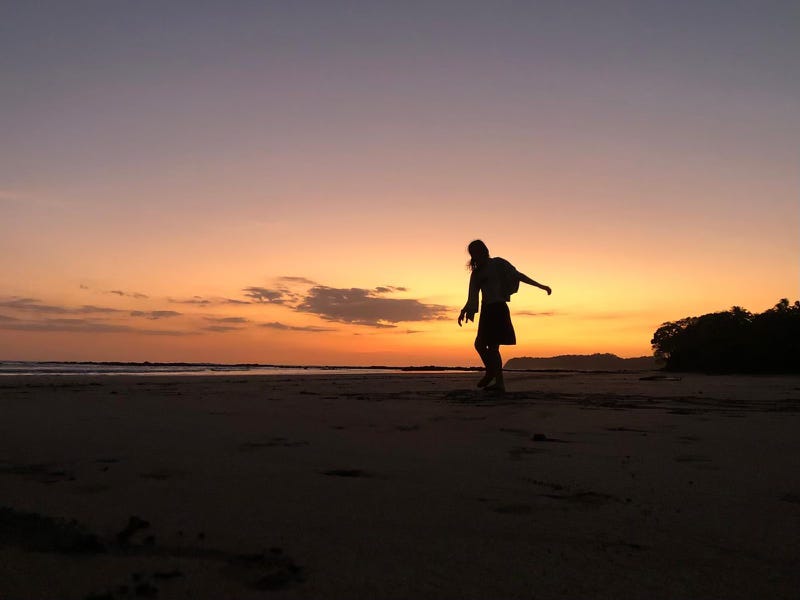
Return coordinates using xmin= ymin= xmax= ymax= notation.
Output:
xmin=458 ymin=240 xmax=551 ymax=391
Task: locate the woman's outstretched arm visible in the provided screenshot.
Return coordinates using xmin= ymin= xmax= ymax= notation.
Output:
xmin=518 ymin=272 xmax=552 ymax=295
xmin=458 ymin=271 xmax=480 ymax=326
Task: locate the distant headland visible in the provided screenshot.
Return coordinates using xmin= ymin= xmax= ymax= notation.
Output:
xmin=505 ymin=353 xmax=658 ymax=371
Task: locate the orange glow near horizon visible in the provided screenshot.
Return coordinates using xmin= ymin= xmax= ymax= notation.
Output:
xmin=0 ymin=263 xmax=796 ymax=365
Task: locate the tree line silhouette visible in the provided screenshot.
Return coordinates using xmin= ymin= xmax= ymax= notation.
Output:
xmin=651 ymin=299 xmax=800 ymax=373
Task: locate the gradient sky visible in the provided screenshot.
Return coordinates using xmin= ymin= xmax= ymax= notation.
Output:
xmin=1 ymin=1 xmax=798 ymax=365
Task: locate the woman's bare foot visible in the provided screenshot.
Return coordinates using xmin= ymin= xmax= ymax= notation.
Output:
xmin=484 ymin=370 xmax=505 ymax=392
xmin=477 ymin=371 xmax=496 ymax=388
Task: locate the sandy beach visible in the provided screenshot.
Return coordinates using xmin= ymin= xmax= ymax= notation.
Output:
xmin=1 ymin=371 xmax=799 ymax=599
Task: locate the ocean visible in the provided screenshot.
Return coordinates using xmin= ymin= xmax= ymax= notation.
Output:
xmin=0 ymin=361 xmax=472 ymax=377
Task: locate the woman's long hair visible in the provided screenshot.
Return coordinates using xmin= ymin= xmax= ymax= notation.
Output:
xmin=467 ymin=239 xmax=490 ymax=272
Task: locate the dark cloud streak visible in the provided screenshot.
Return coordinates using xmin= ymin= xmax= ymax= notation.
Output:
xmin=0 ymin=317 xmax=192 ymax=336
xmin=277 ymin=276 xmax=318 ymax=286
xmin=516 ymin=310 xmax=560 ymax=317
xmin=203 ymin=325 xmax=243 ymax=333
xmin=169 ymin=296 xmax=253 ymax=306
xmin=205 ymin=316 xmax=250 ymax=324
xmin=0 ymin=298 xmax=124 ymax=315
xmin=260 ymin=321 xmax=336 ymax=332
xmin=243 ymin=287 xmax=297 ymax=304
xmin=109 ymin=290 xmax=149 ymax=299
xmin=130 ymin=310 xmax=182 ymax=320
xmin=168 ymin=296 xmax=212 ymax=305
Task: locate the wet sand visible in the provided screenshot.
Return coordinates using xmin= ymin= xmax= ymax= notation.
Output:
xmin=1 ymin=371 xmax=799 ymax=599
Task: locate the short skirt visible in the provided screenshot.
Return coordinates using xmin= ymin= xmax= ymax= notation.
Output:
xmin=476 ymin=301 xmax=516 ymax=346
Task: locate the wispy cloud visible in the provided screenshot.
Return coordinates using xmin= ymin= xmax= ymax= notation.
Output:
xmin=203 ymin=325 xmax=243 ymax=333
xmin=0 ymin=298 xmax=124 ymax=315
xmin=0 ymin=298 xmax=190 ymax=334
xmin=0 ymin=317 xmax=192 ymax=336
xmin=109 ymin=290 xmax=149 ymax=299
xmin=242 ymin=287 xmax=298 ymax=304
xmin=516 ymin=310 xmax=560 ymax=317
xmin=76 ymin=305 xmax=125 ymax=314
xmin=260 ymin=321 xmax=336 ymax=332
xmin=169 ymin=296 xmax=251 ymax=306
xmin=277 ymin=276 xmax=318 ymax=286
xmin=130 ymin=310 xmax=182 ymax=320
xmin=169 ymin=296 xmax=212 ymax=305
xmin=0 ymin=298 xmax=68 ymax=314
xmin=296 ymin=286 xmax=449 ymax=328
xmin=205 ymin=316 xmax=250 ymax=324
xmin=137 ymin=329 xmax=195 ymax=336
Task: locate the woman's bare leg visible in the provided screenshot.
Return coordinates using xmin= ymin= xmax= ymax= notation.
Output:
xmin=484 ymin=345 xmax=505 ymax=391
xmin=474 ymin=338 xmax=496 ymax=387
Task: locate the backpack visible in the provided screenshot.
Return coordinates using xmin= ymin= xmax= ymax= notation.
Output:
xmin=494 ymin=257 xmax=520 ymax=301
